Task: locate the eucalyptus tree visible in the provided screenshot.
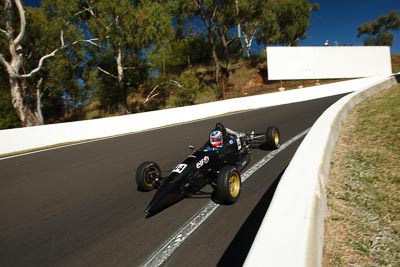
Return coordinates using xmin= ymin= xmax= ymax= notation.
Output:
xmin=238 ymin=0 xmax=317 ymax=56
xmin=29 ymin=0 xmax=88 ymax=123
xmin=237 ymin=0 xmax=279 ymax=57
xmin=0 ymin=0 xmax=85 ymax=126
xmin=81 ymin=0 xmax=174 ymax=115
xmin=146 ymin=0 xmax=210 ymax=74
xmin=192 ymin=0 xmax=223 ymax=84
xmin=357 ymin=10 xmax=400 ymax=46
xmin=191 ymin=0 xmax=316 ymax=84
xmin=190 ymin=0 xmax=244 ymax=85
xmin=0 ymin=0 xmax=46 ymax=126
xmin=214 ymin=0 xmax=243 ymax=84
xmin=275 ymin=0 xmax=318 ymax=46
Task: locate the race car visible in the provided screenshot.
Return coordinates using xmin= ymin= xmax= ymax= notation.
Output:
xmin=135 ymin=123 xmax=281 ymax=215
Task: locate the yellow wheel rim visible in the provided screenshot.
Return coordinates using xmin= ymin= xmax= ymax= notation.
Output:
xmin=144 ymin=166 xmax=159 ymax=187
xmin=274 ymin=130 xmax=280 ymax=146
xmin=229 ymin=172 xmax=240 ymax=198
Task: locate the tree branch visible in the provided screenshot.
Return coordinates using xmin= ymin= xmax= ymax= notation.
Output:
xmin=60 ymin=30 xmax=65 ymax=47
xmin=0 ymin=28 xmax=7 ymax=37
xmin=19 ymin=48 xmax=59 ymax=78
xmin=144 ymin=84 xmax=160 ymax=104
xmin=80 ymin=1 xmax=97 ymax=17
xmin=69 ymin=37 xmax=101 ymax=48
xmin=13 ymin=0 xmax=26 ymax=46
xmin=144 ymin=80 xmax=182 ymax=104
xmin=98 ymin=66 xmax=118 ymax=79
xmin=74 ymin=6 xmax=95 ymax=17
xmin=18 ymin=32 xmax=100 ymax=78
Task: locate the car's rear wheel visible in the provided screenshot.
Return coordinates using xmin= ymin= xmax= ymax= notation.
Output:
xmin=135 ymin=161 xmax=161 ymax=191
xmin=216 ymin=166 xmax=241 ymax=204
xmin=266 ymin=127 xmax=280 ymax=150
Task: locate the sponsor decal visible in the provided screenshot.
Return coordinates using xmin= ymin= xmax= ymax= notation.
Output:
xmin=196 ymin=156 xmax=210 ymax=168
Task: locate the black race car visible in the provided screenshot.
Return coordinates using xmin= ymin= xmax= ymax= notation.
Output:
xmin=135 ymin=123 xmax=280 ymax=215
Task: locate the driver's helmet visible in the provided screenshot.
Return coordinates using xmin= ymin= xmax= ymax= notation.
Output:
xmin=210 ymin=130 xmax=223 ymax=147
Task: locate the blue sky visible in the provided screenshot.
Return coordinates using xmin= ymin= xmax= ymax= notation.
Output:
xmin=300 ymin=0 xmax=400 ymax=54
xmin=23 ymin=0 xmax=400 ymax=54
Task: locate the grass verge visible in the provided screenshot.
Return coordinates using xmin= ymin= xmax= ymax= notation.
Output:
xmin=324 ymin=84 xmax=400 ymax=266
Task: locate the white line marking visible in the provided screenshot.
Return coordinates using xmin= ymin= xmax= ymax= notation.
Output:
xmin=141 ymin=128 xmax=310 ymax=267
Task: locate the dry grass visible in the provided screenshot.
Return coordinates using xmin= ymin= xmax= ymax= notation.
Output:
xmin=391 ymin=54 xmax=400 ymax=73
xmin=324 ymin=84 xmax=400 ymax=266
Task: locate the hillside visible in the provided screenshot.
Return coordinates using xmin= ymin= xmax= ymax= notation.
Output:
xmin=392 ymin=53 xmax=400 ymax=73
xmin=86 ymin=53 xmax=400 ymax=120
xmin=227 ymin=53 xmax=400 ymax=98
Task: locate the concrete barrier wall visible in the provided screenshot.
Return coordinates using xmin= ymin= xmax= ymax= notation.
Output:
xmin=0 ymin=76 xmax=390 ymax=156
xmin=243 ymin=75 xmax=397 ymax=267
xmin=267 ymin=46 xmax=392 ymax=80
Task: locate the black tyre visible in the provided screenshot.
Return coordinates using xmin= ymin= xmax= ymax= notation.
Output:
xmin=135 ymin=161 xmax=161 ymax=191
xmin=266 ymin=127 xmax=280 ymax=150
xmin=216 ymin=166 xmax=241 ymax=204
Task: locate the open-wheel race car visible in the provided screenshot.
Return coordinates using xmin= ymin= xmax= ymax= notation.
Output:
xmin=135 ymin=123 xmax=281 ymax=215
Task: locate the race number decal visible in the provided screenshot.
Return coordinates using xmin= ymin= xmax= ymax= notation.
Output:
xmin=172 ymin=164 xmax=187 ymax=174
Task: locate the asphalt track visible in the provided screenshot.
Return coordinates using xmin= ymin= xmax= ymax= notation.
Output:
xmin=0 ymin=94 xmax=345 ymax=267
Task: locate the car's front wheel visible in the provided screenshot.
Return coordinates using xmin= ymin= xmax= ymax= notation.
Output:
xmin=135 ymin=161 xmax=161 ymax=191
xmin=216 ymin=166 xmax=241 ymax=204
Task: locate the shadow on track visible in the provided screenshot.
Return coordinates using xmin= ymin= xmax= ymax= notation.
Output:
xmin=216 ymin=169 xmax=285 ymax=267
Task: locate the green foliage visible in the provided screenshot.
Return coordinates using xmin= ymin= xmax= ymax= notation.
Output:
xmin=0 ymin=1 xmax=86 ymax=125
xmin=82 ymin=0 xmax=174 ymax=114
xmin=275 ymin=0 xmax=319 ymax=46
xmin=185 ymin=36 xmax=213 ymax=65
xmin=0 ymin=0 xmax=319 ymax=127
xmin=24 ymin=4 xmax=87 ymax=123
xmin=0 ymin=89 xmax=20 ymax=129
xmin=174 ymin=74 xmax=201 ymax=106
xmin=148 ymin=35 xmax=212 ymax=75
xmin=357 ymin=10 xmax=400 ymax=46
xmin=244 ymin=0 xmax=280 ymax=45
xmin=252 ymin=0 xmax=317 ymax=45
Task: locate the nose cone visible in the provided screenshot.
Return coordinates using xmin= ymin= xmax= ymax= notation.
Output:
xmin=145 ymin=179 xmax=185 ymax=216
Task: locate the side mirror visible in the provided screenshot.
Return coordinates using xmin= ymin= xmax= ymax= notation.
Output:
xmin=189 ymin=145 xmax=194 ymax=150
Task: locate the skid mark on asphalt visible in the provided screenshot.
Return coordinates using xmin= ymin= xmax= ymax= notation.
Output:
xmin=141 ymin=128 xmax=310 ymax=267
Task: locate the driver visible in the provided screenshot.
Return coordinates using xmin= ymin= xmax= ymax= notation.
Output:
xmin=210 ymin=130 xmax=224 ymax=148
xmin=205 ymin=123 xmax=238 ymax=151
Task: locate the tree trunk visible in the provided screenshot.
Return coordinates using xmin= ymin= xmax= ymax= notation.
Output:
xmin=1 ymin=0 xmax=44 ymax=127
xmin=9 ymin=75 xmax=44 ymax=126
xmin=193 ymin=0 xmax=221 ymax=85
xmin=116 ymin=48 xmax=128 ymax=115
xmin=219 ymin=29 xmax=233 ymax=84
xmin=207 ymin=29 xmax=221 ymax=85
xmin=243 ymin=34 xmax=252 ymax=58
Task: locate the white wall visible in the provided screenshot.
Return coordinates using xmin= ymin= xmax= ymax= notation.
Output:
xmin=267 ymin=46 xmax=392 ymax=80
